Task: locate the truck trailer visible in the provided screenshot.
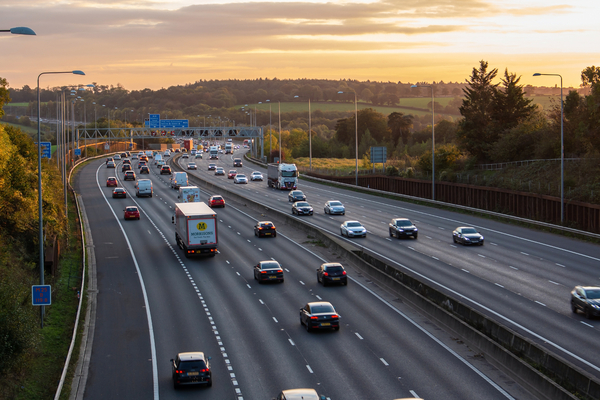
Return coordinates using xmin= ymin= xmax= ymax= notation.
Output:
xmin=267 ymin=163 xmax=298 ymax=190
xmin=174 ymin=202 xmax=218 ymax=257
xmin=178 ymin=186 xmax=201 ymax=203
xmin=183 ymin=139 xmax=194 ymax=151
xmin=209 ymin=146 xmax=219 ymax=159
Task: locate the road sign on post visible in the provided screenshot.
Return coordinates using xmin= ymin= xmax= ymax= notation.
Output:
xmin=74 ymin=149 xmax=81 ymax=156
xmin=35 ymin=142 xmax=52 ymax=159
xmin=32 ymin=285 xmax=51 ymax=306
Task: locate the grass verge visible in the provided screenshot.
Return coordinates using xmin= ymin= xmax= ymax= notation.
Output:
xmin=12 ymin=192 xmax=84 ymax=400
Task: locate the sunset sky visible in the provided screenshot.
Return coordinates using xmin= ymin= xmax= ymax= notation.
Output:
xmin=1 ymin=0 xmax=598 ymax=91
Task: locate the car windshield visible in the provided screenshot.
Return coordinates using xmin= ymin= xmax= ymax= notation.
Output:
xmin=260 ymin=261 xmax=280 ymax=270
xmin=296 ymin=202 xmax=309 ymax=207
xmin=237 ymin=175 xmax=246 ymax=179
xmin=260 ymin=223 xmax=273 ymax=228
xmin=462 ymin=228 xmax=478 ymax=234
xmin=310 ymin=304 xmax=335 ymax=314
xmin=325 ymin=266 xmax=343 ymax=272
xmin=329 ymin=201 xmax=342 ymax=207
xmin=212 ymin=196 xmax=223 ymax=201
xmin=586 ymin=289 xmax=600 ymax=299
xmin=281 ymin=170 xmax=297 ymax=177
xmin=347 ymin=222 xmax=362 ymax=227
xmin=179 ymin=360 xmax=207 ymax=370
xmin=292 ymin=191 xmax=302 ymax=196
xmin=252 ymin=172 xmax=261 ymax=176
xmin=126 ymin=207 xmax=137 ymax=212
xmin=396 ymin=220 xmax=413 ymax=227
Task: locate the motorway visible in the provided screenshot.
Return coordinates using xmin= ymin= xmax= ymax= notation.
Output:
xmin=180 ymin=149 xmax=600 ymax=377
xmin=72 ymin=147 xmax=598 ymax=399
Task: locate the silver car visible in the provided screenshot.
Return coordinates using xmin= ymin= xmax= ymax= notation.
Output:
xmin=234 ymin=174 xmax=248 ymax=184
xmin=340 ymin=221 xmax=367 ymax=238
xmin=324 ymin=200 xmax=345 ymax=215
xmin=250 ymin=171 xmax=263 ymax=181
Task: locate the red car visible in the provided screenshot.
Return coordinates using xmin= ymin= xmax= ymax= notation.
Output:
xmin=106 ymin=177 xmax=118 ymax=187
xmin=124 ymin=206 xmax=140 ymax=220
xmin=208 ymin=195 xmax=225 ymax=208
xmin=228 ymin=170 xmax=237 ymax=179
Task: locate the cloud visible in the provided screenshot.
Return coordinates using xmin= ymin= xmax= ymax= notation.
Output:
xmin=505 ymin=4 xmax=573 ymax=16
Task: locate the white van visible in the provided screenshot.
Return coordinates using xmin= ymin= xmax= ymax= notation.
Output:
xmin=276 ymin=389 xmax=323 ymax=400
xmin=170 ymin=172 xmax=188 ymax=189
xmin=154 ymin=153 xmax=163 ymax=165
xmin=135 ymin=179 xmax=153 ymax=197
xmin=145 ymin=150 xmax=153 ymax=159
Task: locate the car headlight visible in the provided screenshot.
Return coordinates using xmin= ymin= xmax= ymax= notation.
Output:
xmin=398 ymin=229 xmax=404 ymax=232
xmin=464 ymin=237 xmax=471 ymax=241
xmin=591 ymin=304 xmax=600 ymax=309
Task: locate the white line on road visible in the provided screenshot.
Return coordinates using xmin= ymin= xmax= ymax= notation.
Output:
xmin=535 ymin=301 xmax=546 ymax=307
xmin=495 ymin=283 xmax=504 ymax=288
xmin=355 ymin=332 xmax=363 ymax=340
xmin=306 ymin=365 xmax=313 ymax=373
xmin=273 ymin=317 xmax=278 ymax=323
xmin=581 ymin=321 xmax=594 ymax=328
xmin=549 ymin=281 xmax=560 ymax=285
xmin=461 ymin=269 xmax=470 ymax=273
xmin=380 ymin=358 xmax=389 ymax=366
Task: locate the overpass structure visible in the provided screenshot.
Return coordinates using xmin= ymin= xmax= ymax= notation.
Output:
xmin=76 ymin=126 xmax=262 ymax=141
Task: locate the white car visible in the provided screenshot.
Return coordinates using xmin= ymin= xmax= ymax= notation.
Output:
xmin=113 ymin=154 xmax=121 ymax=160
xmin=156 ymin=160 xmax=165 ymax=168
xmin=234 ymin=174 xmax=248 ymax=184
xmin=187 ymin=162 xmax=197 ymax=170
xmin=324 ymin=200 xmax=345 ymax=215
xmin=195 ymin=153 xmax=202 ymax=159
xmin=340 ymin=221 xmax=367 ymax=238
xmin=250 ymin=171 xmax=263 ymax=181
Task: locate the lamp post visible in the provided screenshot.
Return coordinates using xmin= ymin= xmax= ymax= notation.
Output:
xmin=411 ymin=84 xmax=435 ymax=200
xmin=37 ymin=70 xmax=84 ymax=328
xmin=266 ymin=100 xmax=272 ymax=162
xmin=337 ymin=91 xmax=358 ymax=185
xmin=1 ymin=26 xmax=36 ymax=35
xmin=533 ymin=73 xmax=564 ymax=224
xmin=294 ymin=95 xmax=312 ymax=170
xmin=278 ymin=101 xmax=282 ymax=162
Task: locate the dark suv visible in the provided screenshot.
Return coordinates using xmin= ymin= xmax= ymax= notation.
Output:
xmin=317 ymin=263 xmax=348 ymax=286
xmin=388 ymin=218 xmax=418 ymax=239
xmin=254 ymin=260 xmax=284 ymax=283
xmin=171 ymin=352 xmax=212 ymax=389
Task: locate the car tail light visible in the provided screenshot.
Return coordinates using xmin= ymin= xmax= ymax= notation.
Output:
xmin=176 ymin=370 xmax=184 ymax=374
xmin=323 ymin=272 xmax=329 ymax=276
xmin=200 ymin=368 xmax=209 ymax=372
xmin=342 ymin=271 xmax=347 ymax=275
xmin=310 ymin=316 xmax=319 ymax=320
xmin=332 ymin=314 xmax=339 ymax=319
xmin=260 ymin=271 xmax=267 ymax=274
xmin=277 ymin=269 xmax=283 ymax=273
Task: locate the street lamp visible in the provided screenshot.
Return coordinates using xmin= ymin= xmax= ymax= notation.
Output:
xmin=37 ymin=70 xmax=84 ymax=328
xmin=294 ymin=95 xmax=312 ymax=170
xmin=533 ymin=72 xmax=564 ymax=224
xmin=411 ymin=84 xmax=435 ymax=200
xmin=266 ymin=100 xmax=272 ymax=162
xmin=1 ymin=26 xmax=36 ymax=35
xmin=338 ymin=90 xmax=358 ymax=185
xmin=278 ymin=101 xmax=282 ymax=162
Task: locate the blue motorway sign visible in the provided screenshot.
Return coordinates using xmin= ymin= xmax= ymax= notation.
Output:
xmin=145 ymin=114 xmax=189 ymax=128
xmin=370 ymin=146 xmax=387 ymax=164
xmin=74 ymin=149 xmax=81 ymax=156
xmin=32 ymin=285 xmax=51 ymax=306
xmin=35 ymin=142 xmax=52 ymax=159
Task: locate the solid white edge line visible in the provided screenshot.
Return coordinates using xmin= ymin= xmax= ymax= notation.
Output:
xmin=95 ymin=165 xmax=159 ymax=400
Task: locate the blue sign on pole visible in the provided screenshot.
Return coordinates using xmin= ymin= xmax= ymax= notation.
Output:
xmin=35 ymin=142 xmax=52 ymax=159
xmin=74 ymin=149 xmax=81 ymax=156
xmin=32 ymin=285 xmax=51 ymax=306
xmin=144 ymin=114 xmax=188 ymax=128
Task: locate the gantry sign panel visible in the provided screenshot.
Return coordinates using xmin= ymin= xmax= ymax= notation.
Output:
xmin=77 ymin=127 xmax=262 ymax=140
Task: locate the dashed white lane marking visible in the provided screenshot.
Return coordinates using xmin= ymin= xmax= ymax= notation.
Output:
xmin=288 ymin=339 xmax=295 ymax=346
xmin=226 ymin=260 xmax=230 ymax=264
xmin=535 ymin=301 xmax=546 ymax=307
xmin=509 ymin=266 xmax=518 ymax=270
xmin=556 ymin=263 xmax=566 ymax=268
xmin=490 ymin=243 xmax=498 ymax=246
xmin=461 ymin=269 xmax=470 ymax=273
xmin=380 ymin=358 xmax=389 ymax=366
xmin=581 ymin=321 xmax=594 ymax=328
xmin=478 ymin=254 xmax=486 ymax=258
xmin=259 ymin=299 xmax=264 ymax=304
xmin=549 ymin=280 xmax=560 ymax=285
xmin=355 ymin=332 xmax=363 ymax=340
xmin=246 ymin=284 xmax=251 ymax=288
xmin=431 ymin=256 xmax=439 ymax=260
xmin=300 ymin=281 xmax=305 ymax=285
xmin=495 ymin=283 xmax=504 ymax=288
xmin=306 ymin=365 xmax=313 ymax=373
xmin=273 ymin=317 xmax=278 ymax=323
xmin=521 ymin=252 xmax=529 ymax=256
xmin=410 ymin=390 xmax=420 ymax=397
xmin=316 ymin=295 xmax=322 ymax=300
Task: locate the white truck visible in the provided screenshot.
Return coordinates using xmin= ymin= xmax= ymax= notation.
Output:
xmin=225 ymin=142 xmax=232 ymax=154
xmin=209 ymin=146 xmax=219 ymax=160
xmin=178 ymin=186 xmax=201 ymax=203
xmin=267 ymin=163 xmax=298 ymax=190
xmin=173 ymin=202 xmax=218 ymax=257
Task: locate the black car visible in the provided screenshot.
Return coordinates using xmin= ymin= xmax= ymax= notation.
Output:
xmin=389 ymin=218 xmax=418 ymax=239
xmin=300 ymin=301 xmax=340 ymax=332
xmin=292 ymin=201 xmax=313 ymax=216
xmin=171 ymin=352 xmax=212 ymax=389
xmin=140 ymin=166 xmax=149 ymax=174
xmin=571 ymin=286 xmax=600 ymax=319
xmin=112 ymin=187 xmax=127 ymax=198
xmin=317 ymin=263 xmax=348 ymax=286
xmin=288 ymin=190 xmax=306 ymax=202
xmin=208 ymin=163 xmax=217 ymax=170
xmin=254 ymin=221 xmax=276 ymax=237
xmin=121 ymin=164 xmax=132 ymax=172
xmin=124 ymin=171 xmax=136 ymax=181
xmin=452 ymin=226 xmax=484 ymax=245
xmin=160 ymin=165 xmax=172 ymax=175
xmin=233 ymin=158 xmax=243 ymax=167
xmin=254 ymin=260 xmax=284 ymax=283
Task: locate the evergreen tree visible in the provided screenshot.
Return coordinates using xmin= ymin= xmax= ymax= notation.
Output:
xmin=493 ymin=69 xmax=536 ymax=132
xmin=456 ymin=60 xmax=499 ymax=162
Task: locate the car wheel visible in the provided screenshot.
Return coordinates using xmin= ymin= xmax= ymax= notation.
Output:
xmin=571 ymin=301 xmax=578 ymax=314
xmin=173 ymin=380 xmax=179 ymax=390
xmin=280 ymin=278 xmax=284 ymax=283
xmin=453 ymin=236 xmax=457 ymax=243
xmin=334 ymin=326 xmax=340 ymax=331
xmin=340 ymin=229 xmax=344 ymax=236
xmin=585 ymin=306 xmax=593 ymax=319
xmin=272 ymin=232 xmax=276 ymax=237
xmin=389 ymin=229 xmax=393 ymax=237
xmin=324 ymin=208 xmax=328 ymax=214
xmin=207 ymin=379 xmax=212 ymax=387
xmin=305 ymin=321 xmax=311 ymax=332
xmin=413 ymin=234 xmax=418 ymax=239
xmin=480 ymin=241 xmax=484 ymax=246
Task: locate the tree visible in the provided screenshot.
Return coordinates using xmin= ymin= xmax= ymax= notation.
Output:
xmin=0 ymin=77 xmax=10 ymax=118
xmin=388 ymin=112 xmax=413 ymax=146
xmin=581 ymin=66 xmax=600 ymax=87
xmin=456 ymin=60 xmax=499 ymax=162
xmin=493 ymin=69 xmax=536 ymax=132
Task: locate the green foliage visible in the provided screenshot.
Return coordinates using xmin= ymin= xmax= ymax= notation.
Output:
xmin=388 ymin=112 xmax=413 ymax=146
xmin=361 ymin=154 xmax=373 ymax=169
xmin=386 ymin=165 xmax=399 ymax=176
xmin=417 ymin=144 xmax=461 ymax=173
xmin=0 ymin=77 xmax=10 ymax=119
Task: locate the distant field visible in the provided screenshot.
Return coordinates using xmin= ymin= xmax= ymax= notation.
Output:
xmin=529 ymin=95 xmax=561 ymax=112
xmin=0 ymin=121 xmax=38 ymax=135
xmin=6 ymin=102 xmax=30 ymax=107
xmin=248 ymin=97 xmax=457 ymax=118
